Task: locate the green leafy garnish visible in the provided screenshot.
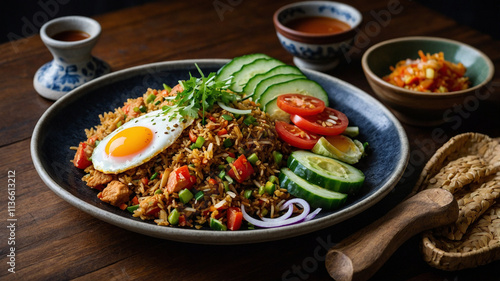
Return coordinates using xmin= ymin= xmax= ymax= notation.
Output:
xmin=166 ymin=64 xmax=239 ymax=121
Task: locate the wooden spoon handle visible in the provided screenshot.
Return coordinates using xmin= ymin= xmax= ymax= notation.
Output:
xmin=325 ymin=188 xmax=458 ymax=281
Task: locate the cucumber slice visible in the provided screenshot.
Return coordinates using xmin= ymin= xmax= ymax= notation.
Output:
xmin=259 ymin=78 xmax=329 ymax=111
xmin=253 ymin=74 xmax=304 ymax=104
xmin=279 ymin=168 xmax=348 ymax=210
xmin=216 ymin=53 xmax=270 ymax=82
xmin=243 ymin=65 xmax=304 ymax=97
xmin=312 ymin=136 xmax=365 ymax=164
xmin=287 ymin=150 xmax=364 ymax=195
xmin=229 ymin=58 xmax=285 ymax=93
xmin=264 ymin=98 xmax=290 ymax=122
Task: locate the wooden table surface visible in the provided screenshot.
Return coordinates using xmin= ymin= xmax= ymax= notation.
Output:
xmin=1 ymin=0 xmax=500 ymax=280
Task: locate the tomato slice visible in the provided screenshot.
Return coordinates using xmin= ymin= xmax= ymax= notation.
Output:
xmin=227 ymin=207 xmax=243 ymax=231
xmin=227 ymin=154 xmax=255 ymax=183
xmin=290 ymin=107 xmax=348 ymax=136
xmin=275 ymin=121 xmax=320 ymax=149
xmin=276 ymin=94 xmax=326 ymax=116
xmin=166 ymin=165 xmax=196 ymax=194
xmin=73 ymin=142 xmax=92 ymax=169
xmin=178 ymin=214 xmax=187 ymax=226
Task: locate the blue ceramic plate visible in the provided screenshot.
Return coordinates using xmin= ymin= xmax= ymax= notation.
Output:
xmin=31 ymin=59 xmax=409 ymax=244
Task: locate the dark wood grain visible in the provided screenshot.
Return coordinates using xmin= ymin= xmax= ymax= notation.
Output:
xmin=1 ymin=0 xmax=500 ymax=280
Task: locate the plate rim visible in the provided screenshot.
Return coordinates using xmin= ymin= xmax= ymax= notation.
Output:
xmin=31 ymin=59 xmax=409 ymax=245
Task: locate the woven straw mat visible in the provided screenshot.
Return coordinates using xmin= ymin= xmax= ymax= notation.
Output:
xmin=413 ymin=132 xmax=500 ymax=271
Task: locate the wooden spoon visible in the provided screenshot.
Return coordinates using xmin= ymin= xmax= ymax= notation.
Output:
xmin=325 ymin=188 xmax=458 ymax=281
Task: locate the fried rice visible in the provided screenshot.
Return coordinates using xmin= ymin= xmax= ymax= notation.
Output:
xmin=72 ymin=87 xmax=294 ymax=230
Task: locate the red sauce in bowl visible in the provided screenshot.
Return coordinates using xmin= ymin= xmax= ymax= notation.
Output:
xmin=286 ymin=16 xmax=350 ymax=35
xmin=51 ymin=30 xmax=90 ymax=42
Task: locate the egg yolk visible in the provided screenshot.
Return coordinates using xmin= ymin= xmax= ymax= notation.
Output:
xmin=105 ymin=126 xmax=153 ymax=157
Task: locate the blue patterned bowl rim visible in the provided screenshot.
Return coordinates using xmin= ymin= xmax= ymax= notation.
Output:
xmin=274 ymin=1 xmax=362 ymax=44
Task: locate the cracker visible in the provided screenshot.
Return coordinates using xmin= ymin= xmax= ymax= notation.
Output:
xmin=415 ymin=133 xmax=500 ymax=270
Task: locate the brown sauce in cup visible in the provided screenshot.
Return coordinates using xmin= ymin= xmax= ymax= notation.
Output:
xmin=286 ymin=16 xmax=350 ymax=35
xmin=51 ymin=30 xmax=90 ymax=42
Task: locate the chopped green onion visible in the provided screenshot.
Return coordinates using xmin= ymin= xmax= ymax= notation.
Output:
xmin=139 ymin=105 xmax=147 ymax=113
xmin=224 ymin=174 xmax=234 ymax=184
xmin=269 ymin=175 xmax=278 ymax=184
xmin=154 ymin=100 xmax=161 ymax=106
xmin=223 ymin=181 xmax=230 ymax=192
xmin=150 ymin=172 xmax=159 ymax=180
xmin=190 ymin=136 xmax=206 ymax=150
xmin=163 ymin=83 xmax=171 ymax=91
xmin=179 ymin=189 xmax=193 ymax=204
xmin=133 ymin=106 xmax=140 ymax=113
xmin=273 ymin=151 xmax=283 ymax=166
xmin=218 ymin=170 xmax=226 ymax=179
xmin=116 ymin=121 xmax=123 ymax=128
xmin=223 ymin=138 xmax=233 ymax=148
xmin=168 ymin=208 xmax=180 ymax=225
xmin=154 ymin=189 xmax=162 ymax=195
xmin=146 ymin=94 xmax=156 ymax=104
xmin=264 ymin=181 xmax=275 ymax=195
xmin=258 ymin=185 xmax=265 ymax=195
xmin=226 ymin=156 xmax=235 ymax=163
xmin=244 ymin=189 xmax=253 ymax=199
xmin=243 ymin=115 xmax=256 ymax=126
xmin=195 ymin=136 xmax=205 ymax=147
xmin=209 ymin=217 xmax=227 ymax=231
xmin=221 ymin=114 xmax=233 ymax=121
xmin=194 ymin=191 xmax=204 ymax=201
xmin=126 ymin=204 xmax=139 ymax=213
xmin=247 ymin=153 xmax=258 ymax=165
xmin=94 ymin=140 xmax=100 ymax=147
xmin=261 ymin=208 xmax=268 ymax=217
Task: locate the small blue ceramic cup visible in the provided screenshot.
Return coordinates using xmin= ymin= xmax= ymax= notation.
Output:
xmin=34 ymin=16 xmax=110 ymax=100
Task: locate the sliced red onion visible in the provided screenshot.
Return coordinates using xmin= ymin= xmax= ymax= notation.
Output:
xmin=217 ymin=101 xmax=251 ymax=115
xmin=241 ymin=198 xmax=311 ymax=228
xmin=304 ymin=208 xmax=322 ymax=222
xmin=280 ymin=198 xmax=308 ymax=210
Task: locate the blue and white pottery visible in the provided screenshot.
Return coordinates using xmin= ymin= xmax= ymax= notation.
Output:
xmin=34 ymin=16 xmax=110 ymax=100
xmin=274 ymin=1 xmax=362 ymax=71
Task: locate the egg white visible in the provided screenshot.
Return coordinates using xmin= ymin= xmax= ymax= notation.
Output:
xmin=92 ymin=108 xmax=194 ymax=174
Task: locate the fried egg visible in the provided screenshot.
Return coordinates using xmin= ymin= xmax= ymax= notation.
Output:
xmin=92 ymin=108 xmax=194 ymax=174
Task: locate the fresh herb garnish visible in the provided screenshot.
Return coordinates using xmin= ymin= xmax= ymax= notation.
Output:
xmin=165 ymin=64 xmax=239 ymax=121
